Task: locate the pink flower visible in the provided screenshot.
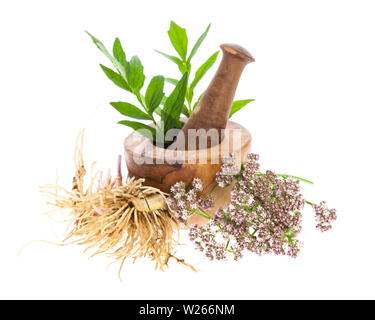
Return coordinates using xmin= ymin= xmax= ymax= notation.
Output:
xmin=173 ymin=153 xmax=337 ymax=261
xmin=312 ymin=201 xmax=337 ymax=232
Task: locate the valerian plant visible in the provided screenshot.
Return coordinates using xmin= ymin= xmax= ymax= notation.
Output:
xmin=156 ymin=21 xmax=255 ymax=117
xmin=168 ymin=153 xmax=337 ymax=261
xmin=86 ymin=31 xmax=188 ymax=147
xmin=87 ymin=22 xmax=255 ymax=147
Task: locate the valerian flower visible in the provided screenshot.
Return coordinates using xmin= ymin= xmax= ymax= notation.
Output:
xmin=171 ymin=153 xmax=337 ymax=261
xmin=168 ymin=178 xmax=214 ymax=224
xmin=215 ymin=153 xmax=239 ymax=187
xmin=312 ymin=201 xmax=337 ymax=232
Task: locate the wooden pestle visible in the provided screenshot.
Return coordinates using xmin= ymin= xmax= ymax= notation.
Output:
xmin=178 ymin=44 xmax=254 ymax=150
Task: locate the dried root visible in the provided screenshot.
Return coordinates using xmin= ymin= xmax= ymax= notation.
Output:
xmin=41 ymin=131 xmax=195 ymax=277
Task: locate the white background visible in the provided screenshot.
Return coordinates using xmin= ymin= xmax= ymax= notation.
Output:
xmin=1 ymin=0 xmax=374 ymax=299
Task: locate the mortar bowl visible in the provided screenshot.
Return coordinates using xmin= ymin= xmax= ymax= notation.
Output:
xmin=124 ymin=120 xmax=251 ymax=225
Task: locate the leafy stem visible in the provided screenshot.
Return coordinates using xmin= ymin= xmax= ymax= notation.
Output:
xmin=87 ymin=21 xmax=255 ymax=145
xmin=156 ymin=21 xmax=254 ymax=118
xmin=87 ymin=30 xmax=189 ymax=146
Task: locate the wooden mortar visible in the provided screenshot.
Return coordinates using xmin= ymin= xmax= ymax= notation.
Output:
xmin=124 ymin=44 xmax=254 ymax=225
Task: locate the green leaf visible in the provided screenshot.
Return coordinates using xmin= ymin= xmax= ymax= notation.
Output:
xmin=154 ymin=50 xmax=185 ymax=73
xmin=165 ymin=78 xmax=179 ymax=85
xmin=168 ymin=21 xmax=188 ymax=60
xmin=186 ymin=86 xmax=194 ymax=105
xmin=181 ymin=105 xmax=190 ymax=117
xmin=145 ymin=75 xmax=165 ymax=114
xmin=126 ymin=56 xmax=145 ymax=91
xmin=190 ymin=50 xmax=219 ymax=90
xmin=229 ymin=99 xmax=255 ymax=118
xmin=161 ymin=72 xmax=188 ymax=132
xmin=86 ymin=31 xmax=126 ymax=79
xmin=159 ymin=99 xmax=190 ymax=117
xmin=153 ymin=94 xmax=189 ymax=117
xmin=110 ymin=102 xmax=151 ymax=120
xmin=86 ymin=31 xmax=112 ymax=62
xmin=188 ymin=24 xmax=211 ymax=62
xmin=278 ymin=174 xmax=314 ymax=185
xmin=100 ymin=65 xmax=131 ymax=92
xmin=118 ymin=120 xmax=156 ymax=141
xmin=113 ymin=37 xmax=127 ymax=67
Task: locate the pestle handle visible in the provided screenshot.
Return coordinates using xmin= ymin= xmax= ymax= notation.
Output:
xmin=220 ymin=43 xmax=255 ymax=63
xmin=178 ymin=43 xmax=254 ymax=150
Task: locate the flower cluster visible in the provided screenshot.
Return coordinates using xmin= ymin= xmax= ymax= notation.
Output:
xmin=215 ymin=153 xmax=239 ymax=187
xmin=168 ymin=178 xmax=214 ymax=224
xmin=189 ymin=154 xmax=307 ymax=260
xmin=312 ymin=201 xmax=337 ymax=232
xmin=170 ymin=153 xmax=337 ymax=261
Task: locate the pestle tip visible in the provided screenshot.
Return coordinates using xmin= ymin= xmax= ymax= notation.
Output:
xmin=220 ymin=43 xmax=255 ymax=62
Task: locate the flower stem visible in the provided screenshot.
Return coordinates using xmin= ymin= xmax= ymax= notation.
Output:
xmin=209 ymin=183 xmax=218 ymax=196
xmin=278 ymin=174 xmax=314 ymax=184
xmin=225 ymin=238 xmax=231 ymax=250
xmin=193 ymin=209 xmax=213 ymax=220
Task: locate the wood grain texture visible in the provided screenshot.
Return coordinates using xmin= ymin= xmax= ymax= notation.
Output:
xmin=124 ymin=120 xmax=251 ymax=192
